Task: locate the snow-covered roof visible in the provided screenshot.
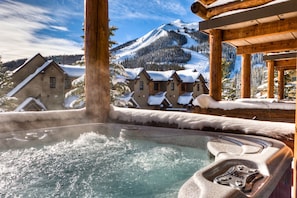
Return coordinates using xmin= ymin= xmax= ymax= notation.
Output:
xmin=176 ymin=69 xmax=200 ymax=83
xmin=178 ymin=92 xmax=194 ymax=105
xmin=60 ymin=65 xmax=85 ymax=78
xmin=72 ymin=74 xmax=85 ymax=86
xmin=115 ymin=92 xmax=140 ymax=108
xmin=14 ymin=97 xmax=47 ymax=112
xmin=117 ymin=92 xmax=134 ymax=103
xmin=207 ymin=0 xmax=289 ymax=18
xmin=125 ymin=68 xmax=144 ymax=80
xmin=12 ymin=53 xmax=44 ymax=74
xmin=147 ymin=70 xmax=176 ymax=81
xmin=7 ymin=60 xmax=53 ymax=97
xmin=64 ymin=95 xmax=84 ymax=109
xmin=148 ymin=92 xmax=172 ymax=106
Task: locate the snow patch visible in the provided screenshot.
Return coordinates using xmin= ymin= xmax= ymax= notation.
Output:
xmin=193 ymin=94 xmax=295 ymax=110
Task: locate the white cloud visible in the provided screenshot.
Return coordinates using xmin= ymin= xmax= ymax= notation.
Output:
xmin=109 ymin=0 xmax=190 ymax=21
xmin=50 ymin=26 xmax=69 ymax=32
xmin=0 ymin=0 xmax=82 ymax=62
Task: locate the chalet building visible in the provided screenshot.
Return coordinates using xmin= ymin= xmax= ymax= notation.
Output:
xmin=7 ymin=53 xmax=84 ymax=111
xmin=125 ymin=68 xmax=209 ymax=110
xmin=147 ymin=70 xmax=181 ymax=109
xmin=125 ymin=68 xmax=151 ymax=108
xmin=8 ymin=54 xmax=208 ymax=111
xmin=176 ymin=69 xmax=209 ymax=106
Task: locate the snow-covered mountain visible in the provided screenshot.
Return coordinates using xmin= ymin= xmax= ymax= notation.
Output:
xmin=112 ymin=19 xmax=215 ymax=79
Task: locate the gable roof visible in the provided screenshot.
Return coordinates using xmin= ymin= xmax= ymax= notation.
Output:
xmin=176 ymin=69 xmax=201 ymax=83
xmin=13 ymin=53 xmax=46 ymax=73
xmin=60 ymin=65 xmax=85 ymax=78
xmin=148 ymin=92 xmax=172 ymax=107
xmin=115 ymin=91 xmax=140 ymax=108
xmin=147 ymin=70 xmax=177 ymax=82
xmin=7 ymin=60 xmax=54 ymax=97
xmin=178 ymin=92 xmax=194 ymax=105
xmin=125 ymin=68 xmax=145 ymax=80
xmin=14 ymin=97 xmax=47 ymax=112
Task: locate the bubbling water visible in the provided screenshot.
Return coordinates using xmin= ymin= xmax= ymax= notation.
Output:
xmin=0 ymin=132 xmax=213 ymax=198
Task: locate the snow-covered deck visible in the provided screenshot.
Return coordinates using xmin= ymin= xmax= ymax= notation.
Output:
xmin=0 ymin=105 xmax=293 ymax=150
xmin=193 ymin=95 xmax=295 ymax=123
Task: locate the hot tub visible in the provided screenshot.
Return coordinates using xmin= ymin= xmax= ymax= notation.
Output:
xmin=0 ymin=123 xmax=292 ymax=197
xmin=178 ymin=133 xmax=293 ymax=198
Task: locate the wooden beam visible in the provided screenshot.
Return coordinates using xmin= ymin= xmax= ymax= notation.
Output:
xmin=209 ymin=29 xmax=222 ymax=101
xmin=276 ymin=65 xmax=297 ymax=70
xmin=241 ymin=54 xmax=251 ymax=98
xmin=192 ymin=0 xmax=274 ymax=20
xmin=263 ymin=52 xmax=297 ymax=61
xmin=223 ymin=17 xmax=297 ymax=42
xmin=199 ymin=0 xmax=217 ymax=6
xmin=237 ymin=39 xmax=297 ymax=54
xmin=85 ymin=0 xmax=110 ymax=121
xmin=199 ymin=1 xmax=296 ymax=31
xmin=275 ymin=59 xmax=297 ymax=68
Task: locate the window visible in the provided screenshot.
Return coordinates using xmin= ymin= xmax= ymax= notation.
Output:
xmin=170 ymin=82 xmax=174 ymax=91
xmin=197 ymin=83 xmax=200 ymax=92
xmin=139 ymin=81 xmax=144 ymax=91
xmin=154 ymin=82 xmax=159 ymax=91
xmin=181 ymin=84 xmax=185 ymax=91
xmin=50 ymin=77 xmax=56 ymax=88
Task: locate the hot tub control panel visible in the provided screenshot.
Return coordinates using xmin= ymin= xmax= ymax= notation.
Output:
xmin=213 ymin=165 xmax=263 ymax=193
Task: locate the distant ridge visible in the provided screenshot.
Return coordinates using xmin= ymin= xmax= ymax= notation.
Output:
xmin=111 ymin=19 xmax=237 ymax=78
xmin=3 ymin=54 xmax=84 ymax=71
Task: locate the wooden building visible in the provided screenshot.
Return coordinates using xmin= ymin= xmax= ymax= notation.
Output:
xmin=7 ymin=54 xmax=84 ymax=111
xmin=125 ymin=68 xmax=209 ymax=110
xmin=8 ymin=53 xmax=66 ymax=110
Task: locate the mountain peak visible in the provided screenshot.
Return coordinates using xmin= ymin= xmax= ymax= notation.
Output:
xmin=112 ymin=20 xmax=216 ymax=79
xmin=159 ymin=19 xmax=198 ymax=33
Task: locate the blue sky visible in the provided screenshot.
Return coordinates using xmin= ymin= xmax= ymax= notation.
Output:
xmin=0 ymin=0 xmax=200 ymax=62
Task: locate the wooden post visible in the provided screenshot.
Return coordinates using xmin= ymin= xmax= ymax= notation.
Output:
xmin=241 ymin=54 xmax=251 ymax=98
xmin=85 ymin=0 xmax=110 ymax=121
xmin=293 ymin=55 xmax=297 ymax=198
xmin=267 ymin=60 xmax=274 ymax=98
xmin=277 ymin=68 xmax=284 ymax=100
xmin=209 ymin=29 xmax=222 ymax=101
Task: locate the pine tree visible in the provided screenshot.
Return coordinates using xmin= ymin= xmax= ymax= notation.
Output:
xmin=0 ymin=57 xmax=17 ymax=111
xmin=65 ymin=25 xmax=130 ymax=108
xmin=221 ymin=58 xmax=237 ymax=100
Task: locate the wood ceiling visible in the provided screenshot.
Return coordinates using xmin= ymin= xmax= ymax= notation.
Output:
xmin=192 ymin=0 xmax=297 ymax=54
